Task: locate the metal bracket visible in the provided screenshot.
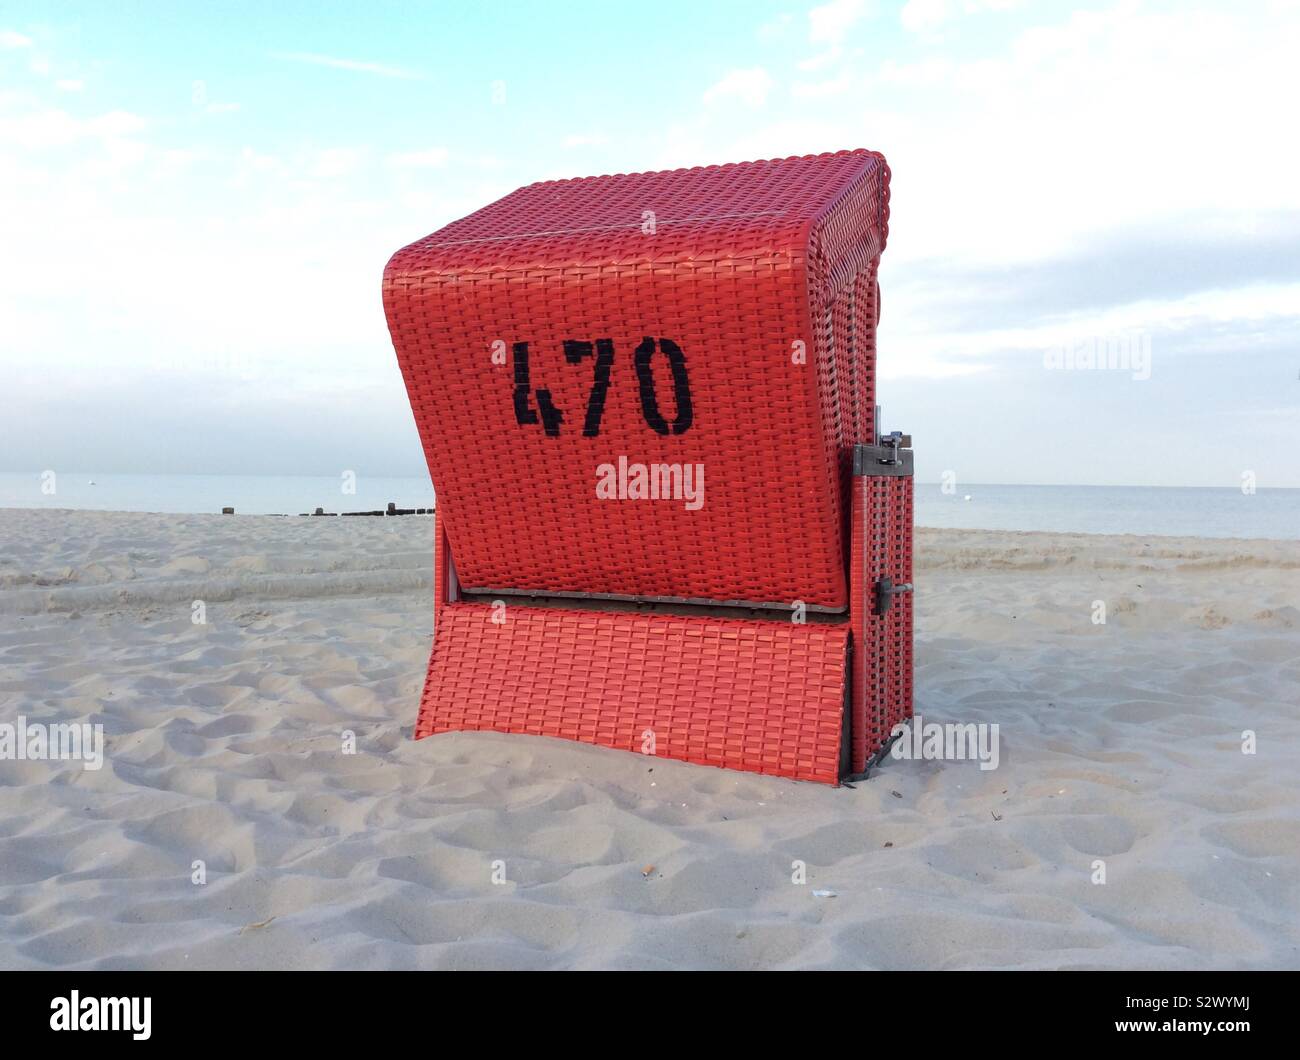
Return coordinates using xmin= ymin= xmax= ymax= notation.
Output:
xmin=853 ymin=437 xmax=914 ymax=477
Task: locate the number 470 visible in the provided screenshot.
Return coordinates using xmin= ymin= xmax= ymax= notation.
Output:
xmin=512 ymin=336 xmax=693 ymax=438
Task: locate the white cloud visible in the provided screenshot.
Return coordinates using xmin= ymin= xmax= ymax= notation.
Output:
xmin=902 ymin=0 xmax=1024 ymax=34
xmin=310 ymin=147 xmax=363 ymax=179
xmin=0 ymin=102 xmax=146 ymax=150
xmin=809 ymin=0 xmax=871 ymax=44
xmin=900 ymin=0 xmax=953 ymax=33
xmin=797 ymin=49 xmax=842 ymax=72
xmin=757 ymin=13 xmax=795 ymax=40
xmin=562 ymin=133 xmax=608 ymax=148
xmin=0 ymin=91 xmax=401 ymax=381
xmin=802 ymin=3 xmax=1300 ymax=273
xmin=93 ymin=110 xmax=147 ymax=137
xmin=0 ymin=29 xmax=32 ymax=49
xmin=386 ymin=147 xmax=450 ymax=169
xmin=792 ymin=72 xmax=856 ymax=98
xmin=702 ymin=67 xmax=775 ymax=107
xmin=270 ymin=51 xmax=423 ymax=80
xmin=880 ymin=280 xmax=1300 ymax=379
xmin=55 ymin=78 xmax=84 ymax=92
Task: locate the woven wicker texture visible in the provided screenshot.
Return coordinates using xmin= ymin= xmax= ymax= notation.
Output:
xmin=416 ymin=601 xmax=850 ymax=783
xmin=384 ymin=150 xmax=890 ymax=609
xmin=849 ymin=473 xmax=915 ymax=774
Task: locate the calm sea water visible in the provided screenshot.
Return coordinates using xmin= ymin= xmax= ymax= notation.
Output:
xmin=0 ymin=473 xmax=1296 ymax=540
xmin=915 ymin=483 xmax=1298 ymax=540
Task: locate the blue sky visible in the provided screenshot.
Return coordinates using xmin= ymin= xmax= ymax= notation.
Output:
xmin=1 ymin=0 xmax=1297 ymax=487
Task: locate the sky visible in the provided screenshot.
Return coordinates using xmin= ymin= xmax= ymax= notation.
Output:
xmin=1 ymin=0 xmax=1297 ymax=487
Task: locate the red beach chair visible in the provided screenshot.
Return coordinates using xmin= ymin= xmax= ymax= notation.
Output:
xmin=383 ymin=149 xmax=913 ymax=783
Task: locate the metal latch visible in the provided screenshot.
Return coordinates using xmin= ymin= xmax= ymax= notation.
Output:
xmin=852 ymin=430 xmax=914 ymax=478
xmin=877 ymin=431 xmax=912 ymax=466
xmin=874 ymin=576 xmax=914 ymax=615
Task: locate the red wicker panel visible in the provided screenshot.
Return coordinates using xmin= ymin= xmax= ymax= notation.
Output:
xmin=849 ymin=471 xmax=914 ymax=774
xmin=415 ymin=603 xmax=850 ymax=784
xmin=885 ymin=475 xmax=915 ymax=737
xmin=384 ymin=150 xmax=890 ymax=609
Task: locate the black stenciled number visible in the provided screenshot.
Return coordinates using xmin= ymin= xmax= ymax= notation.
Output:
xmin=511 ymin=341 xmax=537 ymax=425
xmin=563 ymin=338 xmax=616 ymax=437
xmin=511 ymin=341 xmax=563 ymax=436
xmin=633 ymin=336 xmax=693 ymax=435
xmin=512 ymin=336 xmax=692 ymax=437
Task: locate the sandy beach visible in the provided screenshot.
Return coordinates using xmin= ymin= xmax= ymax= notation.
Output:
xmin=0 ymin=508 xmax=1296 ymax=970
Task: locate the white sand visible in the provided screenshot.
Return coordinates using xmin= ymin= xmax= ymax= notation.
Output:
xmin=0 ymin=508 xmax=1296 ymax=969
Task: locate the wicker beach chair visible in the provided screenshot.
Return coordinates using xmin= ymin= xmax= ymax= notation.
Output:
xmin=383 ymin=149 xmax=913 ymax=783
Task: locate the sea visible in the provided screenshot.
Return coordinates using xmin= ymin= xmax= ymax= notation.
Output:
xmin=0 ymin=473 xmax=1296 ymax=541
